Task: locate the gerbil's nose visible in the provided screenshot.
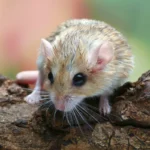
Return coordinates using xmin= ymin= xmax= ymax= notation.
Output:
xmin=55 ymin=100 xmax=65 ymax=111
xmin=55 ymin=95 xmax=70 ymax=111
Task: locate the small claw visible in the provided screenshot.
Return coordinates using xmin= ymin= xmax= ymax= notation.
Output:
xmin=99 ymin=104 xmax=111 ymax=115
xmin=99 ymin=96 xmax=111 ymax=115
xmin=24 ymin=91 xmax=41 ymax=104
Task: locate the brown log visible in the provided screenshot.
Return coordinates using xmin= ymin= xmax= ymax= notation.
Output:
xmin=0 ymin=71 xmax=150 ymax=150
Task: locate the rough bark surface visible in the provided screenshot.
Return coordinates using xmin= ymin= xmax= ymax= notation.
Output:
xmin=0 ymin=71 xmax=150 ymax=150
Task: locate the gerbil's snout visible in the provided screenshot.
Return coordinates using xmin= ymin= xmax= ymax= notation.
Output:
xmin=54 ymin=95 xmax=71 ymax=111
xmin=51 ymin=94 xmax=84 ymax=112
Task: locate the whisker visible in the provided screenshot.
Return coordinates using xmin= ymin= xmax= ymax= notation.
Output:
xmin=77 ymin=105 xmax=102 ymax=124
xmin=40 ymin=98 xmax=51 ymax=101
xmin=81 ymin=102 xmax=108 ymax=121
xmin=63 ymin=112 xmax=65 ymax=120
xmin=22 ymin=87 xmax=49 ymax=94
xmin=87 ymin=106 xmax=108 ymax=121
xmin=40 ymin=94 xmax=56 ymax=98
xmin=39 ymin=100 xmax=52 ymax=108
xmin=72 ymin=109 xmax=84 ymax=135
xmin=72 ymin=109 xmax=91 ymax=143
xmin=61 ymin=112 xmax=66 ymax=127
xmin=40 ymin=99 xmax=52 ymax=105
xmin=21 ymin=87 xmax=33 ymax=91
xmin=66 ymin=112 xmax=72 ymax=127
xmin=82 ymin=101 xmax=123 ymax=121
xmin=21 ymin=88 xmax=34 ymax=91
xmin=75 ymin=107 xmax=93 ymax=130
xmin=82 ymin=102 xmax=99 ymax=111
xmin=68 ymin=112 xmax=74 ymax=126
xmin=45 ymin=103 xmax=54 ymax=116
xmin=39 ymin=91 xmax=50 ymax=94
xmin=66 ymin=99 xmax=74 ymax=126
xmin=53 ymin=109 xmax=57 ymax=124
xmin=43 ymin=103 xmax=53 ymax=109
xmin=40 ymin=94 xmax=50 ymax=96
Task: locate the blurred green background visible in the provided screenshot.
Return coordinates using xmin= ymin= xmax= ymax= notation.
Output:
xmin=86 ymin=0 xmax=150 ymax=81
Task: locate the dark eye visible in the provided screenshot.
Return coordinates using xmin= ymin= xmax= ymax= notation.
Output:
xmin=72 ymin=73 xmax=87 ymax=86
xmin=48 ymin=72 xmax=54 ymax=84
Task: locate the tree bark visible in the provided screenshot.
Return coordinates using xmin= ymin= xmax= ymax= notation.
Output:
xmin=0 ymin=71 xmax=150 ymax=150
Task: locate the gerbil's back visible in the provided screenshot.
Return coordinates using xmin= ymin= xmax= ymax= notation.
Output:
xmin=46 ymin=19 xmax=133 ymax=74
xmin=46 ymin=19 xmax=115 ymax=43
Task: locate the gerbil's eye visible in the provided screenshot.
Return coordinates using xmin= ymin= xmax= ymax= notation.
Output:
xmin=73 ymin=73 xmax=87 ymax=86
xmin=48 ymin=72 xmax=54 ymax=84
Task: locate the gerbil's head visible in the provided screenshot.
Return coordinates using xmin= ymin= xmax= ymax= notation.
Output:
xmin=40 ymin=38 xmax=114 ymax=112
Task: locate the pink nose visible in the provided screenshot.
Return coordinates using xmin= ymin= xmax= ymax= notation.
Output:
xmin=55 ymin=101 xmax=65 ymax=111
xmin=55 ymin=95 xmax=70 ymax=111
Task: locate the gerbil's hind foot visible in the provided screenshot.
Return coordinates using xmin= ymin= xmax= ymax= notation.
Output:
xmin=24 ymin=91 xmax=41 ymax=104
xmin=99 ymin=96 xmax=111 ymax=115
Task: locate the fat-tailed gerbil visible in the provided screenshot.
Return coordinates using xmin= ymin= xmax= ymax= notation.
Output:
xmin=24 ymin=19 xmax=134 ymax=114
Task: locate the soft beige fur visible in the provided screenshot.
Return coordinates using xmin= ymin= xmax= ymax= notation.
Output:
xmin=44 ymin=19 xmax=134 ymax=99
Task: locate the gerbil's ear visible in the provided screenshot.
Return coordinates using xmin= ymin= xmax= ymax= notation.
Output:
xmin=88 ymin=41 xmax=114 ymax=72
xmin=40 ymin=38 xmax=54 ymax=59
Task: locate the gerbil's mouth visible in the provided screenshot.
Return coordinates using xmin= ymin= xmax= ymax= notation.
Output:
xmin=54 ymin=95 xmax=70 ymax=111
xmin=54 ymin=97 xmax=84 ymax=112
xmin=51 ymin=94 xmax=86 ymax=112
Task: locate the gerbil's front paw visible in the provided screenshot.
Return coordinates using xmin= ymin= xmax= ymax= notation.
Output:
xmin=99 ymin=96 xmax=111 ymax=115
xmin=24 ymin=91 xmax=41 ymax=104
xmin=99 ymin=104 xmax=111 ymax=115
